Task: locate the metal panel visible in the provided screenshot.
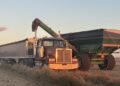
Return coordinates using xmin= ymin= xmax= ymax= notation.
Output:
xmin=62 ymin=29 xmax=120 ymax=54
xmin=62 ymin=29 xmax=103 ymax=41
xmin=0 ymin=40 xmax=28 ymax=57
xmin=62 ymin=29 xmax=120 ymax=45
xmin=56 ymin=48 xmax=72 ymax=63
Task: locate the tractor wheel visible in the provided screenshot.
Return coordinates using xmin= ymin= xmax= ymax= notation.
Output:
xmin=78 ymin=54 xmax=91 ymax=71
xmin=98 ymin=55 xmax=115 ymax=70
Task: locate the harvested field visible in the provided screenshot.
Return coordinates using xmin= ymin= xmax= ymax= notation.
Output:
xmin=0 ymin=64 xmax=120 ymax=86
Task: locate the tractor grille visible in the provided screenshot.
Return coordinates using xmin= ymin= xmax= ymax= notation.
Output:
xmin=56 ymin=48 xmax=72 ymax=63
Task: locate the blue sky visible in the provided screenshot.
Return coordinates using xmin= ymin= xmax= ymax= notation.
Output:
xmin=0 ymin=0 xmax=120 ymax=44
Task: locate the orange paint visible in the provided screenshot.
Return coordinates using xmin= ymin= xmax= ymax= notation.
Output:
xmin=103 ymin=44 xmax=120 ymax=47
xmin=104 ymin=29 xmax=120 ymax=34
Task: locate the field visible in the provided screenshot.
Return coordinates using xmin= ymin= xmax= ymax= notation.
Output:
xmin=0 ymin=64 xmax=120 ymax=86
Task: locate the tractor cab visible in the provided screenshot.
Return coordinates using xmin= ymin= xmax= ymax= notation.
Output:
xmin=37 ymin=37 xmax=66 ymax=58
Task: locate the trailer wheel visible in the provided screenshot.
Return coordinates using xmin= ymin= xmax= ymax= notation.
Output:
xmin=98 ymin=55 xmax=115 ymax=70
xmin=8 ymin=59 xmax=17 ymax=65
xmin=19 ymin=58 xmax=35 ymax=67
xmin=0 ymin=59 xmax=16 ymax=65
xmin=78 ymin=54 xmax=91 ymax=71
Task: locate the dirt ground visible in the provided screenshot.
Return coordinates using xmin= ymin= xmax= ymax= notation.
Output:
xmin=0 ymin=64 xmax=120 ymax=86
xmin=0 ymin=66 xmax=39 ymax=86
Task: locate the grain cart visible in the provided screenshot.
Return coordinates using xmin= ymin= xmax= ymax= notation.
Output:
xmin=62 ymin=29 xmax=120 ymax=70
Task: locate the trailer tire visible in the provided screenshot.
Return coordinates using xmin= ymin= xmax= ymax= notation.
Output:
xmin=19 ymin=58 xmax=35 ymax=67
xmin=8 ymin=59 xmax=17 ymax=65
xmin=98 ymin=55 xmax=115 ymax=70
xmin=78 ymin=54 xmax=91 ymax=71
xmin=0 ymin=59 xmax=16 ymax=65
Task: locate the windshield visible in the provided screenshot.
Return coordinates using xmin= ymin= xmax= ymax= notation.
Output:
xmin=43 ymin=41 xmax=53 ymax=47
xmin=43 ymin=40 xmax=65 ymax=47
xmin=54 ymin=40 xmax=64 ymax=47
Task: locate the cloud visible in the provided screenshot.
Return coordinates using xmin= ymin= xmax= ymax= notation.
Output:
xmin=0 ymin=27 xmax=7 ymax=31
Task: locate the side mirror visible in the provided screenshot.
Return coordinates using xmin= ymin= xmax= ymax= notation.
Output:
xmin=39 ymin=46 xmax=44 ymax=58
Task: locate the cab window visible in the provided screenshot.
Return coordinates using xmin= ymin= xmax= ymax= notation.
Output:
xmin=54 ymin=41 xmax=65 ymax=47
xmin=43 ymin=41 xmax=53 ymax=47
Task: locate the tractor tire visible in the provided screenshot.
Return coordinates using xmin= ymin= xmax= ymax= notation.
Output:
xmin=98 ymin=55 xmax=115 ymax=70
xmin=78 ymin=54 xmax=91 ymax=71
